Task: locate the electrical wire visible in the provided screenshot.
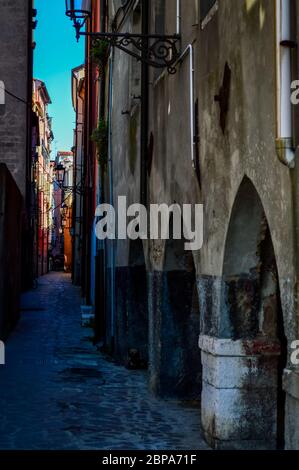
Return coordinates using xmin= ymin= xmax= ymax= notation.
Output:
xmin=46 ymin=192 xmax=73 ymax=216
xmin=36 ymin=160 xmax=80 ymax=193
xmin=39 ymin=179 xmax=83 ymax=216
xmin=0 ymin=86 xmax=84 ymax=227
xmin=0 ymin=83 xmax=29 ymax=105
xmin=0 ymin=88 xmax=84 ymax=216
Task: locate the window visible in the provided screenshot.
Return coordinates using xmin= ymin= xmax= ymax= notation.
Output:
xmin=200 ymin=0 xmax=217 ymax=21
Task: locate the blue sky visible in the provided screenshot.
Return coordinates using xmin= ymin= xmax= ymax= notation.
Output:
xmin=34 ymin=0 xmax=84 ymax=154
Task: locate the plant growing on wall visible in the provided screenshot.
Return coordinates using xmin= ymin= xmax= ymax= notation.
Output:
xmin=90 ymin=40 xmax=109 ymax=76
xmin=91 ymin=119 xmax=108 ymax=168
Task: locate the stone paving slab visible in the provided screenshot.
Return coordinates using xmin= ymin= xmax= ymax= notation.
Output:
xmin=0 ymin=272 xmax=208 ymax=450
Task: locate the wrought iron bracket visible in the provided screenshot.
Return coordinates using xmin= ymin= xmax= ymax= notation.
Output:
xmin=81 ymin=31 xmax=181 ymax=74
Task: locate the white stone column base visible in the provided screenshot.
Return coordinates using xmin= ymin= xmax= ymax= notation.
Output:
xmin=199 ymin=334 xmax=281 ymax=449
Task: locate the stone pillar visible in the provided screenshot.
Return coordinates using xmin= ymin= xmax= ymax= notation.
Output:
xmin=199 ymin=334 xmax=281 ymax=449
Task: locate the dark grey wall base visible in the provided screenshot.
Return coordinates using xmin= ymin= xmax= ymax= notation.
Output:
xmin=114 ymin=265 xmax=148 ymax=368
xmin=148 ymin=271 xmax=201 ymax=400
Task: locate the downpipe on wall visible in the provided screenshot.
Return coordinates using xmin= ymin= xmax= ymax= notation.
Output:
xmin=276 ymin=0 xmax=299 ymax=337
xmin=176 ymin=0 xmax=181 ymax=35
xmin=108 ymin=50 xmax=115 ymax=340
xmin=175 ymin=1 xmax=196 ymax=170
xmin=276 ymin=0 xmax=299 ymax=436
xmin=166 ymin=3 xmax=199 ymax=178
xmin=140 ymin=0 xmax=149 ymax=207
xmin=176 ymin=44 xmax=195 ymax=169
xmin=290 ymin=0 xmax=299 ymax=344
xmin=275 ymin=0 xmax=295 ymax=167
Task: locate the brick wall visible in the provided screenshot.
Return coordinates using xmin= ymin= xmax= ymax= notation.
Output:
xmin=0 ymin=0 xmax=30 ymax=198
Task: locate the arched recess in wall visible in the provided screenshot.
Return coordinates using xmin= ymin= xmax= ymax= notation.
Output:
xmin=149 ymin=216 xmax=202 ymax=399
xmin=222 ymin=176 xmax=287 ymax=448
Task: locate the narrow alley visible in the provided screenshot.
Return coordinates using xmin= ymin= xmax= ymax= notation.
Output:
xmin=2 ymin=0 xmax=299 ymax=456
xmin=0 ymin=273 xmax=208 ymax=450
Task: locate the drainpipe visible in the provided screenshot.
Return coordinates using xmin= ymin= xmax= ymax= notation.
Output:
xmin=107 ymin=50 xmax=115 ymax=340
xmin=176 ymin=0 xmax=181 ymax=35
xmin=177 ymin=44 xmax=195 ymax=169
xmin=291 ymin=2 xmax=299 ymax=342
xmin=275 ymin=0 xmax=295 ymax=167
xmin=275 ymin=0 xmax=299 ymax=337
xmin=275 ymin=0 xmax=299 ymax=409
xmin=140 ymin=0 xmax=149 ymax=206
xmin=175 ymin=1 xmax=195 ymax=169
xmin=81 ymin=18 xmax=90 ymax=302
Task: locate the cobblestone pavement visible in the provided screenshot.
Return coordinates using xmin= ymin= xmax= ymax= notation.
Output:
xmin=0 ymin=272 xmax=208 ymax=450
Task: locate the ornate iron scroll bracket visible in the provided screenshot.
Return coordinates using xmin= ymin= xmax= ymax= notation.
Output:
xmin=83 ymin=32 xmax=181 ymax=74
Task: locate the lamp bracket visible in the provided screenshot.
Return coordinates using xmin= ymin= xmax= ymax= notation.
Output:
xmin=82 ymin=31 xmax=181 ymax=74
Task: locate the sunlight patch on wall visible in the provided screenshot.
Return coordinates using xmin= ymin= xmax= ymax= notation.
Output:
xmin=259 ymin=4 xmax=266 ymax=29
xmin=246 ymin=0 xmax=258 ymax=13
xmin=245 ymin=0 xmax=265 ymax=31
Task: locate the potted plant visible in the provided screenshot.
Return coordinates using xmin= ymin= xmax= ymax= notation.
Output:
xmin=90 ymin=40 xmax=109 ymax=76
xmin=91 ymin=119 xmax=108 ymax=168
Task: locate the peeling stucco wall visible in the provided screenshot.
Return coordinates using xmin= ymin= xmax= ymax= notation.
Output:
xmin=109 ymin=0 xmax=299 ymax=449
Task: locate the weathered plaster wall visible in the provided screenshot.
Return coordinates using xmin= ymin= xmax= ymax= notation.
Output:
xmin=110 ymin=7 xmax=149 ymax=365
xmin=111 ymin=9 xmax=142 ymax=268
xmin=109 ymin=0 xmax=299 ymax=449
xmin=147 ymin=0 xmax=297 ymax=449
xmin=144 ymin=1 xmax=203 ymax=399
xmin=148 ymin=0 xmax=201 ymax=272
xmin=197 ymin=0 xmax=294 ymax=323
xmin=195 ymin=0 xmax=296 ymax=449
